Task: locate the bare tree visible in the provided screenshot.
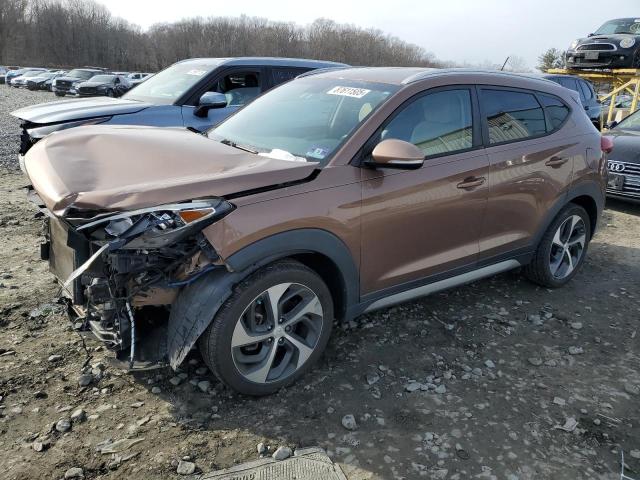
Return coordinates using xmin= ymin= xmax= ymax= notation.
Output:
xmin=0 ymin=0 xmax=442 ymax=71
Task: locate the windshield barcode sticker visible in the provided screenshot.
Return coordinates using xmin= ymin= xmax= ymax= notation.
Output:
xmin=327 ymin=86 xmax=371 ymax=98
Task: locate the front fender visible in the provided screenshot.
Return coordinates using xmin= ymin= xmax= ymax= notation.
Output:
xmin=167 ymin=228 xmax=359 ymax=368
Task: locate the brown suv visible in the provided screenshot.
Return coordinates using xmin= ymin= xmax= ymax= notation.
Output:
xmin=25 ymin=68 xmax=609 ymax=395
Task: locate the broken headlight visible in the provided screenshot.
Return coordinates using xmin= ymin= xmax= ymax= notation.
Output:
xmin=27 ymin=117 xmax=113 ymax=139
xmin=77 ymin=199 xmax=234 ymax=249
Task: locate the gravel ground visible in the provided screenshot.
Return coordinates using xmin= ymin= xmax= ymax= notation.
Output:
xmin=0 ymin=87 xmax=639 ymax=480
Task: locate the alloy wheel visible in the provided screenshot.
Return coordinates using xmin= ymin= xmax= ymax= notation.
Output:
xmin=231 ymin=283 xmax=324 ymax=384
xmin=549 ymin=215 xmax=586 ymax=279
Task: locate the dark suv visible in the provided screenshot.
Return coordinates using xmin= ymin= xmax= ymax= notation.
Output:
xmin=542 ymin=74 xmax=602 ymax=128
xmin=566 ymin=17 xmax=640 ymax=69
xmin=24 ymin=68 xmax=608 ymax=395
xmin=52 ymin=68 xmax=105 ymax=96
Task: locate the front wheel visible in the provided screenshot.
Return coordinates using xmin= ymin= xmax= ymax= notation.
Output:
xmin=524 ymin=204 xmax=591 ymax=288
xmin=198 ymin=260 xmax=334 ymax=396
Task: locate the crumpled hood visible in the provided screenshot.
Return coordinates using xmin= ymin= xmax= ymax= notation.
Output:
xmin=25 ymin=125 xmax=318 ymax=216
xmin=11 ymin=97 xmax=150 ymax=124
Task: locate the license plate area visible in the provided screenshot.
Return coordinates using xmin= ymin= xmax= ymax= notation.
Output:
xmin=607 ymin=173 xmax=625 ymax=190
xmin=585 ymin=51 xmax=599 ymax=60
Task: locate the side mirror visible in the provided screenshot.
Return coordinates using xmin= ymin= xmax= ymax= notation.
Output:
xmin=366 ymin=139 xmax=425 ymax=170
xmin=194 ymin=92 xmax=227 ymax=118
xmin=606 ymin=120 xmax=618 ymax=130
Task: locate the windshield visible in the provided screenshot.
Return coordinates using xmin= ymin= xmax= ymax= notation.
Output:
xmin=595 ymin=18 xmax=640 ymax=35
xmin=614 ymin=109 xmax=640 ymax=131
xmin=124 ymin=60 xmax=221 ymax=104
xmin=208 ymin=78 xmax=398 ymax=165
xmin=22 ymin=71 xmax=43 ymax=78
xmin=67 ymin=69 xmax=98 ymax=80
xmin=90 ymin=75 xmax=115 ymax=83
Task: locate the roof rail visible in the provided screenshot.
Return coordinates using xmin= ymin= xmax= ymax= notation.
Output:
xmin=296 ymin=66 xmax=351 ymax=79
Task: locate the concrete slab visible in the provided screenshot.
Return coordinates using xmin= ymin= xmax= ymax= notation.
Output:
xmin=199 ymin=447 xmax=347 ymax=480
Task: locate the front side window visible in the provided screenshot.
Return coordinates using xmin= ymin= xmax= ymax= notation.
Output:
xmin=209 ymin=71 xmax=261 ymax=107
xmin=481 ymin=89 xmax=547 ymax=144
xmin=209 ymin=78 xmax=398 ymax=165
xmin=382 ymin=89 xmax=473 ymax=157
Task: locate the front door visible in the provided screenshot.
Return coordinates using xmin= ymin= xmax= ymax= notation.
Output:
xmin=360 ymin=87 xmax=490 ymax=296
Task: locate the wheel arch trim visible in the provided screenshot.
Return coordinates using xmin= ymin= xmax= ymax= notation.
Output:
xmin=166 ymin=229 xmax=359 ymax=369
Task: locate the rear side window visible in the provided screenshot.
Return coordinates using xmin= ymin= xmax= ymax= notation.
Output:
xmin=271 ymin=68 xmax=307 ymax=85
xmin=539 ymin=94 xmax=571 ymax=130
xmin=481 ymin=89 xmax=547 ymax=144
xmin=578 ymin=80 xmax=594 ymax=101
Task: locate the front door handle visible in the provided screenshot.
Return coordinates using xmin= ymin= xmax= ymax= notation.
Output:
xmin=457 ymin=176 xmax=486 ymax=189
xmin=545 ymin=156 xmax=569 ymax=168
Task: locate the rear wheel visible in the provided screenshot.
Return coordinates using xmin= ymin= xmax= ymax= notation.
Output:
xmin=198 ymin=260 xmax=334 ymax=396
xmin=524 ymin=204 xmax=591 ymax=288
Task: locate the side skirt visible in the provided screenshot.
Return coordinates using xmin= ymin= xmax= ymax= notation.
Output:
xmin=362 ymin=259 xmax=521 ymax=314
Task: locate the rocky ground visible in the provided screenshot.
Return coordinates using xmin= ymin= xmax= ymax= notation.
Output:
xmin=0 ymin=87 xmax=639 ymax=480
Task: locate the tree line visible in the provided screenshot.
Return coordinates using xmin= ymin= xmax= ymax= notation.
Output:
xmin=0 ymin=0 xmax=441 ymax=72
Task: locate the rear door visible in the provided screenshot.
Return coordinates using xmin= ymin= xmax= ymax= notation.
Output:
xmin=477 ymin=87 xmax=575 ymax=262
xmin=360 ymin=87 xmax=489 ymax=295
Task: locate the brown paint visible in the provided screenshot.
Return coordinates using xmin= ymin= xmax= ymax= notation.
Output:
xmin=27 ymin=68 xmax=605 ymax=301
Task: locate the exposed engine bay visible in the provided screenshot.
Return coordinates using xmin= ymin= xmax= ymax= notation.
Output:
xmin=37 ymin=195 xmax=234 ymax=369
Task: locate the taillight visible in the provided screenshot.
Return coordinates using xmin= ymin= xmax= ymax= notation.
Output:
xmin=601 ymin=135 xmax=614 ymax=154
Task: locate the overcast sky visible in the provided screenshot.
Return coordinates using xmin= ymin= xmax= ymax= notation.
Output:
xmin=96 ymin=0 xmax=640 ymax=69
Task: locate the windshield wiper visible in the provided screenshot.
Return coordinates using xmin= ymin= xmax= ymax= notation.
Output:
xmin=219 ymin=138 xmax=258 ymax=154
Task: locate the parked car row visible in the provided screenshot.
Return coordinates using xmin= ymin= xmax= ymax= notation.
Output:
xmin=1 ymin=65 xmax=153 ymax=97
xmin=13 ymin=56 xmax=612 ymax=396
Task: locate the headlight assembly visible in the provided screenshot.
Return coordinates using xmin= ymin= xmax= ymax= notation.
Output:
xmin=27 ymin=117 xmax=113 ymax=139
xmin=620 ymin=37 xmax=636 ymax=49
xmin=77 ymin=199 xmax=234 ymax=250
xmin=570 ymin=39 xmax=579 ymax=50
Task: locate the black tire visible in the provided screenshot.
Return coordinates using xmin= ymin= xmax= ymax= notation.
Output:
xmin=55 ymin=92 xmax=65 ymax=97
xmin=198 ymin=260 xmax=334 ymax=396
xmin=524 ymin=204 xmax=591 ymax=288
xmin=106 ymin=89 xmax=115 ymax=97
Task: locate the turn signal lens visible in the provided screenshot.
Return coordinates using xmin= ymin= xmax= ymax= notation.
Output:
xmin=178 ymin=208 xmax=214 ymax=223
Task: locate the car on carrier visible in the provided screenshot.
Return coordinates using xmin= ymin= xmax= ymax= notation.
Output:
xmin=566 ymin=17 xmax=640 ymax=69
xmin=23 ymin=68 xmax=609 ymax=396
xmin=11 ymin=57 xmax=346 ymax=168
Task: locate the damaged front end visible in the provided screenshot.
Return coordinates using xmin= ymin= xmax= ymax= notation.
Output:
xmin=39 ymin=197 xmax=234 ymax=369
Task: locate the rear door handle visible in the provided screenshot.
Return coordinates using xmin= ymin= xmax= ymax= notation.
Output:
xmin=545 ymin=156 xmax=569 ymax=168
xmin=457 ymin=176 xmax=486 ymax=189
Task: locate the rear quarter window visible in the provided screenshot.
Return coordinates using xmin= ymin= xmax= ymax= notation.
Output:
xmin=480 ymin=89 xmax=547 ymax=145
xmin=539 ymin=93 xmax=571 ymax=130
